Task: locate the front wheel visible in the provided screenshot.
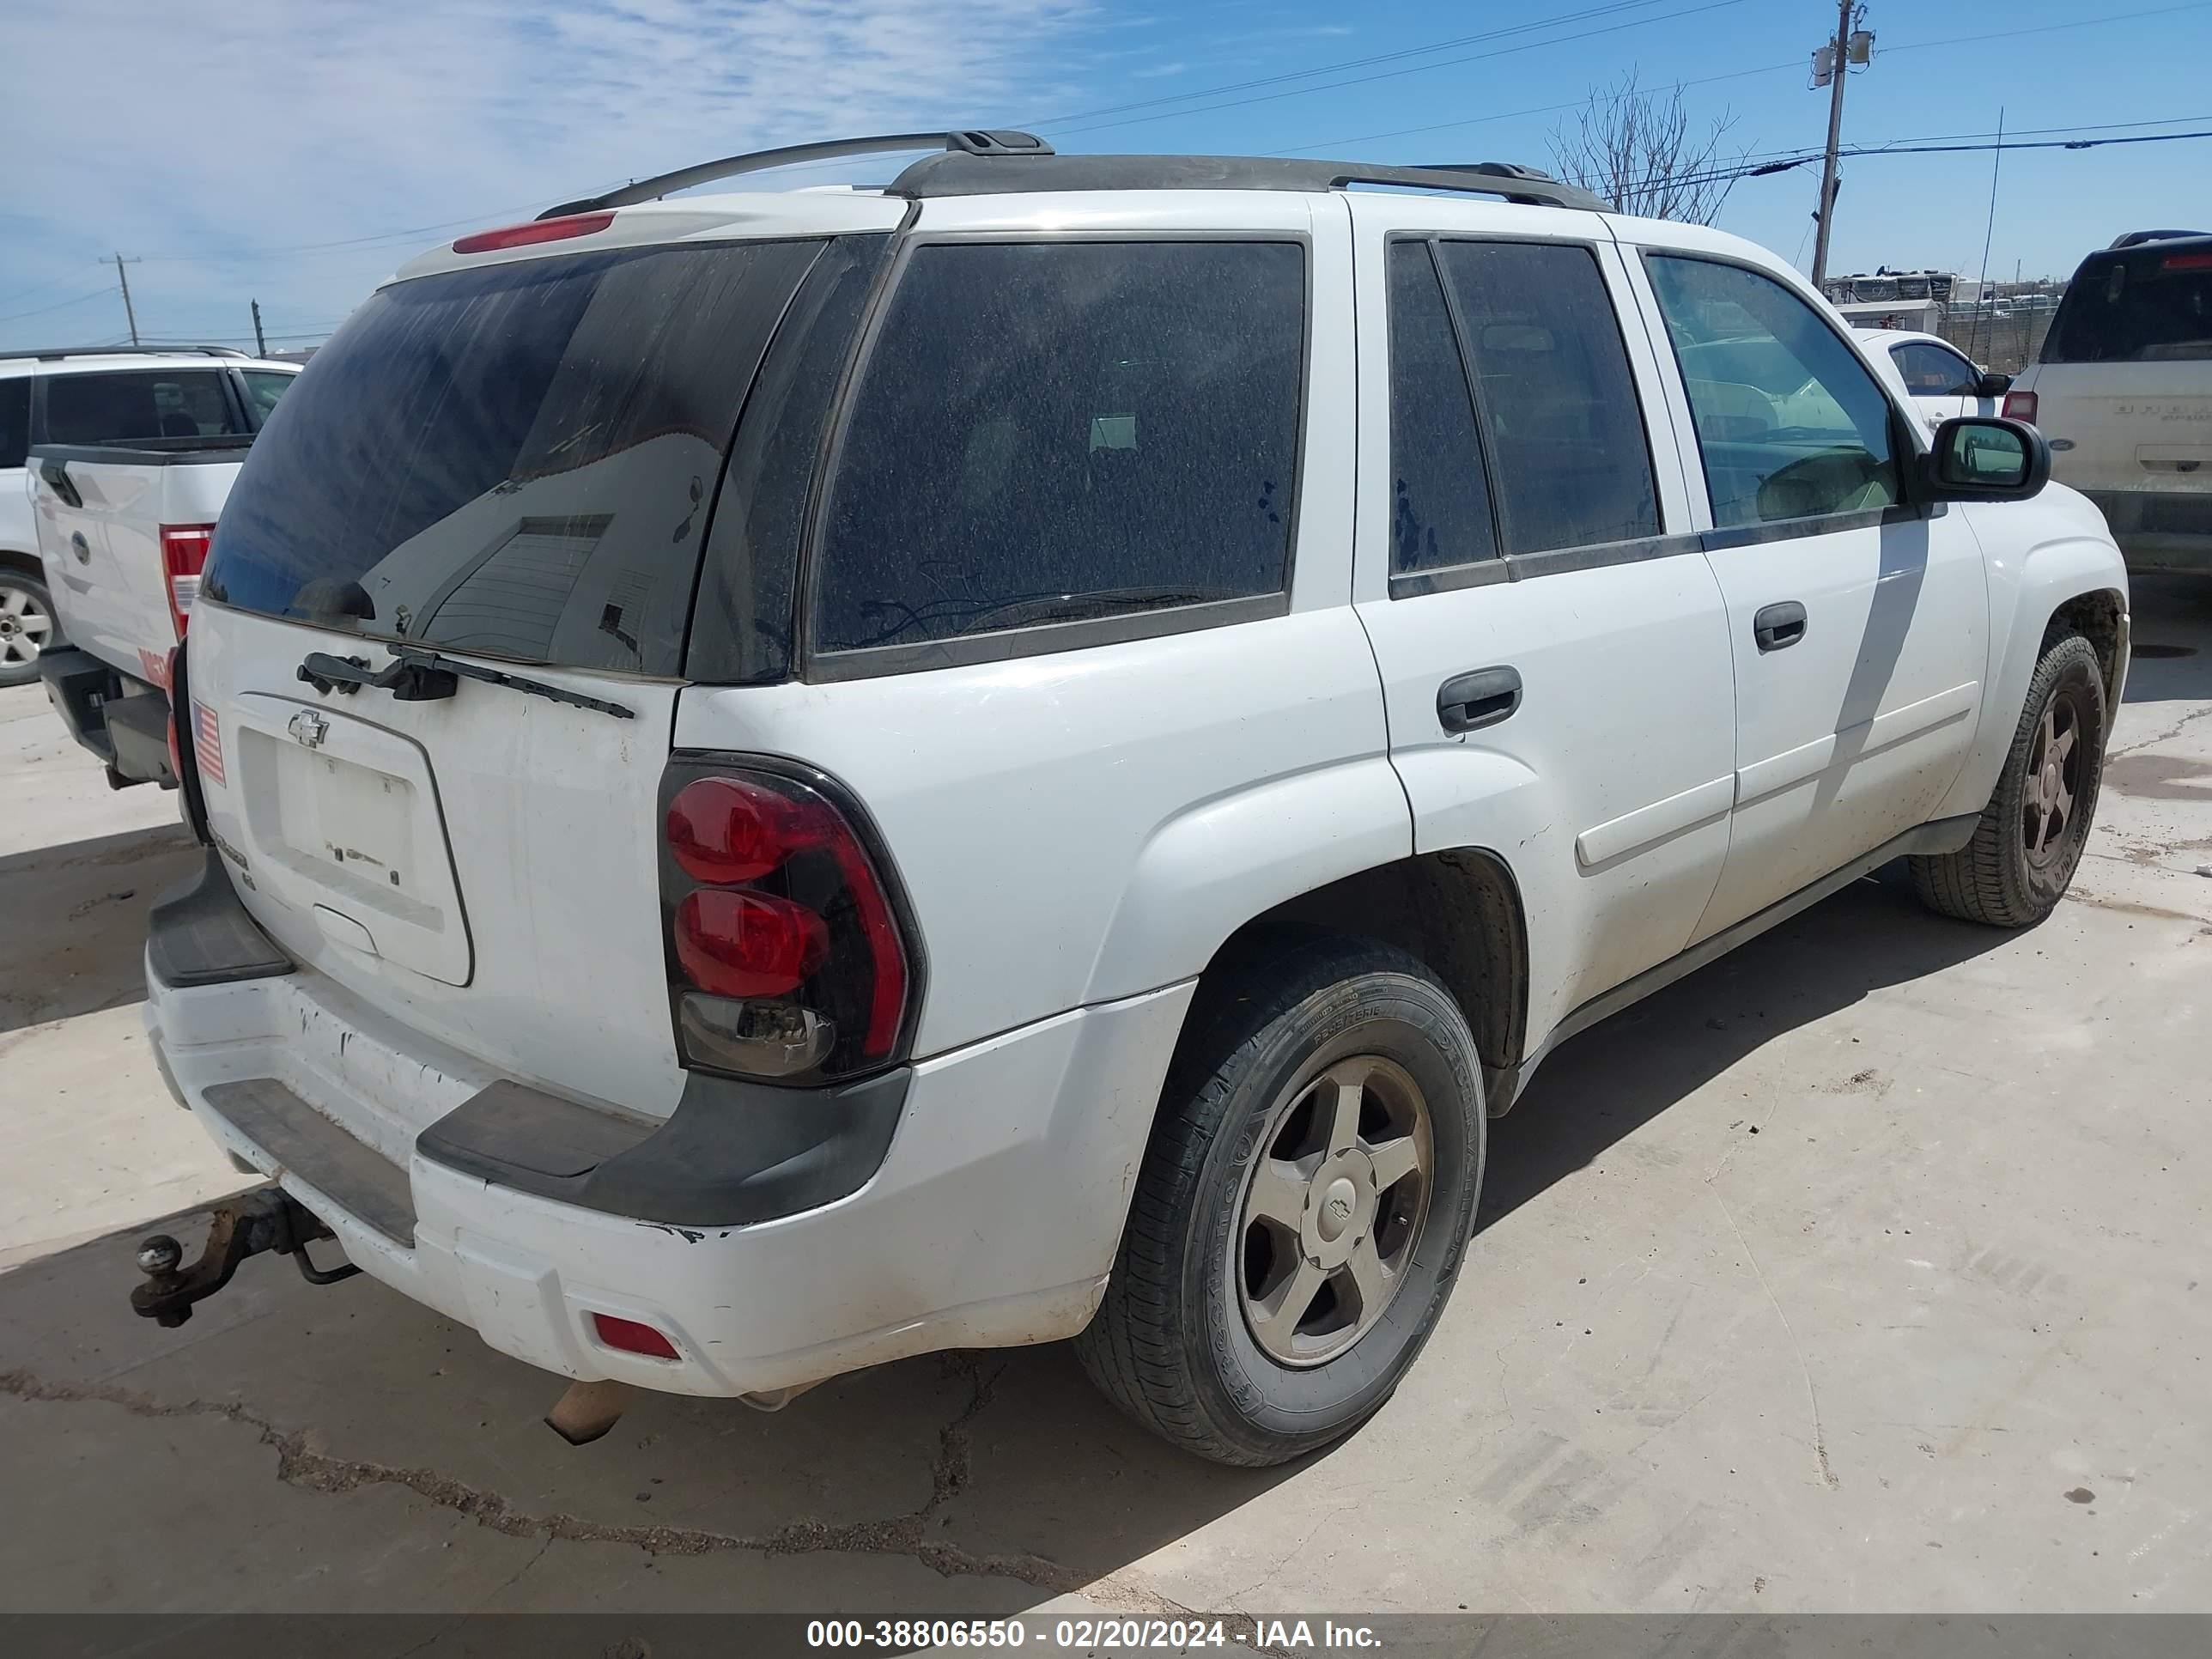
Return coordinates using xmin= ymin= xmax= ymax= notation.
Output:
xmin=1076 ymin=933 xmax=1486 ymax=1466
xmin=1911 ymin=630 xmax=2107 ymax=927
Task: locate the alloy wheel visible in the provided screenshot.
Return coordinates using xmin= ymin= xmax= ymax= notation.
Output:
xmin=0 ymin=579 xmax=52 ymax=670
xmin=2022 ymin=683 xmax=2090 ymax=868
xmin=1233 ymin=1053 xmax=1434 ymax=1368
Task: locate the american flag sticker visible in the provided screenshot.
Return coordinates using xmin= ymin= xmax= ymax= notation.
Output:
xmin=194 ymin=701 xmax=226 ymax=787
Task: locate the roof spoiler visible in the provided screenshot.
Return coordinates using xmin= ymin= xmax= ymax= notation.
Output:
xmin=538 ymin=130 xmax=1053 ymax=219
xmin=2107 ymin=228 xmax=2212 ymax=249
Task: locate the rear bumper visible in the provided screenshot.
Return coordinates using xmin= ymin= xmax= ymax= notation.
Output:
xmin=2080 ymin=489 xmax=2212 ymax=572
xmin=38 ymin=645 xmax=174 ymax=785
xmin=143 ymin=856 xmax=1192 ymax=1396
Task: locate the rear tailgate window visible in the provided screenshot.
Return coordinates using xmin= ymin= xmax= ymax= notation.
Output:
xmin=2046 ymin=246 xmax=2212 ymax=363
xmin=205 ymin=237 xmax=872 ymax=677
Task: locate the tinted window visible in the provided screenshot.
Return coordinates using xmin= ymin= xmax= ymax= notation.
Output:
xmin=0 ymin=377 xmax=28 ymax=470
xmin=1892 ymin=342 xmax=1974 ymax=395
xmin=812 ymin=240 xmax=1304 ymax=656
xmin=240 ymin=369 xmax=295 ymax=425
xmin=1388 ymin=240 xmax=1497 ymax=574
xmin=2047 ymin=247 xmax=2212 ymax=363
xmin=45 ymin=369 xmax=244 ymax=444
xmin=688 ymin=235 xmax=890 ymax=684
xmin=205 ymin=240 xmax=830 ymax=676
xmin=1434 ymin=240 xmax=1659 ymax=555
xmin=1647 ymin=254 xmax=1900 ymax=529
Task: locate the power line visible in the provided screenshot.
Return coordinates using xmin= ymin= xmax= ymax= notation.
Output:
xmin=1149 ymin=0 xmax=2212 ymax=155
xmin=1044 ymin=0 xmax=1755 ymax=140
xmin=1621 ymin=123 xmax=2212 ymax=199
xmin=0 ymin=283 xmax=116 ymax=326
xmin=1027 ymin=0 xmax=1686 ymax=129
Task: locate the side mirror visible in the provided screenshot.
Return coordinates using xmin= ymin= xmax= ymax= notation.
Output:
xmin=1973 ymin=369 xmax=2014 ymax=398
xmin=1923 ymin=416 xmax=2050 ymax=502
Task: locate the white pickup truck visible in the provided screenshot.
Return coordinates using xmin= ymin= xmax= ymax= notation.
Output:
xmin=31 ymin=437 xmax=259 ymax=787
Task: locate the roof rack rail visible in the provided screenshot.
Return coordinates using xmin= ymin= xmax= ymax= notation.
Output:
xmin=884 ymin=151 xmax=1608 ymax=211
xmin=14 ymin=344 xmax=250 ymax=362
xmin=538 ymin=130 xmax=1054 ymax=219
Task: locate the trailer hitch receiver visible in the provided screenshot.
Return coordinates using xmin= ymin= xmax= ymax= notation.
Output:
xmin=131 ymin=1188 xmax=360 ymax=1327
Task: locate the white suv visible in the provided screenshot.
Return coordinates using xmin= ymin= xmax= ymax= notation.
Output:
xmin=2005 ymin=229 xmax=2212 ymax=572
xmin=138 ymin=132 xmax=2128 ymax=1466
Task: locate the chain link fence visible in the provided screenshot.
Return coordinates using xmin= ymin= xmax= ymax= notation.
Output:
xmin=1936 ymin=307 xmax=2058 ymax=374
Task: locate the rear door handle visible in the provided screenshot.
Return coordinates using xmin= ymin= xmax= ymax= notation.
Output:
xmin=1753 ymin=601 xmax=1808 ymax=653
xmin=1437 ymin=666 xmax=1522 ymax=734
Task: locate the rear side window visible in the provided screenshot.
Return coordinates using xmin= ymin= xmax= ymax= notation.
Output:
xmin=0 ymin=377 xmax=28 ymax=470
xmin=45 ymin=369 xmax=244 ymax=444
xmin=811 ymin=240 xmax=1305 ymax=659
xmin=240 ymin=369 xmax=295 ymax=426
xmin=1388 ymin=240 xmax=1498 ymax=574
xmin=2046 ymin=247 xmax=2212 ymax=363
xmin=1432 ymin=240 xmax=1659 ymax=555
xmin=205 ymin=240 xmax=832 ymax=677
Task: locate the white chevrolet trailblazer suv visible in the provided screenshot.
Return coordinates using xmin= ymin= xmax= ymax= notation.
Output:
xmin=137 ymin=132 xmax=2129 ymax=1467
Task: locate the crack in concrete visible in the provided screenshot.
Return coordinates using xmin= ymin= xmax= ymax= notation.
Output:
xmin=0 ymin=1359 xmax=1095 ymax=1594
xmin=2111 ymin=702 xmax=2212 ymax=759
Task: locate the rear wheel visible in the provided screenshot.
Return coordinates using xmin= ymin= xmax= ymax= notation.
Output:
xmin=0 ymin=568 xmax=58 ymax=689
xmin=1076 ymin=933 xmax=1485 ymax=1466
xmin=1911 ymin=630 xmax=2107 ymax=927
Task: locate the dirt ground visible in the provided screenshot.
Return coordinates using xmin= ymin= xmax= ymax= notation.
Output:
xmin=2 ymin=578 xmax=2208 ymax=1622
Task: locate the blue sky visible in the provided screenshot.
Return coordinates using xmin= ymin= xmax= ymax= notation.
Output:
xmin=3 ymin=0 xmax=2208 ymax=352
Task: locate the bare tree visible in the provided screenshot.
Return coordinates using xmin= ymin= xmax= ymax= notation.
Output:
xmin=1550 ymin=70 xmax=1744 ymax=225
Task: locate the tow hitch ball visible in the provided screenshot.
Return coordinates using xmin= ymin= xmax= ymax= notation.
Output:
xmin=131 ymin=1188 xmax=360 ymax=1328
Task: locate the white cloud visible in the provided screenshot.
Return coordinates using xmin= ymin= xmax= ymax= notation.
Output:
xmin=0 ymin=0 xmax=1095 ymax=345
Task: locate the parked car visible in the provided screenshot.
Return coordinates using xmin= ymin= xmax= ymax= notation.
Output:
xmin=31 ymin=437 xmax=262 ymax=786
xmin=1858 ymin=327 xmax=2011 ymax=428
xmin=2 ymin=349 xmax=295 ymax=690
xmin=134 ymin=133 xmax=2128 ymax=1468
xmin=2004 ymin=230 xmax=2212 ymax=573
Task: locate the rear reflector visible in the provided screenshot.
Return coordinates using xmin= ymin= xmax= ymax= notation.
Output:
xmin=453 ymin=211 xmax=615 ymax=254
xmin=591 ymin=1313 xmax=679 ymax=1360
xmin=2002 ymin=390 xmax=2039 ymax=423
xmin=160 ymin=524 xmax=214 ymax=640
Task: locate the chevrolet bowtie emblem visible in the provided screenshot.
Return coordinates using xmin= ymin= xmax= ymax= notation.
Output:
xmin=288 ymin=709 xmax=329 ymax=750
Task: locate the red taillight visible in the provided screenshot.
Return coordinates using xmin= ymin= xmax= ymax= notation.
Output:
xmin=674 ymin=888 xmax=830 ymax=998
xmin=2162 ymin=252 xmax=2212 ymax=270
xmin=2002 ymin=390 xmax=2039 ymax=423
xmin=453 ymin=211 xmax=615 ymax=255
xmin=591 ymin=1313 xmax=678 ymax=1360
xmin=160 ymin=524 xmax=213 ymax=639
xmin=667 ymin=776 xmax=831 ymax=884
xmin=661 ymin=764 xmax=915 ymax=1082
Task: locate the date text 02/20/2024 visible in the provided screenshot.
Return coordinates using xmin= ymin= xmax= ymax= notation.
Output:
xmin=804 ymin=1618 xmax=1383 ymax=1649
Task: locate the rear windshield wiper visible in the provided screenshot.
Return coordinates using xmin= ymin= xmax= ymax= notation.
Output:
xmin=298 ymin=647 xmax=635 ymax=720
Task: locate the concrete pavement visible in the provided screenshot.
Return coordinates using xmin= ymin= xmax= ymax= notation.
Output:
xmin=1 ymin=579 xmax=2207 ymax=1617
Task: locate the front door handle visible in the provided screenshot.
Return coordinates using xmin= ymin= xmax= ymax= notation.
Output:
xmin=1437 ymin=665 xmax=1522 ymax=734
xmin=1753 ymin=601 xmax=1808 ymax=653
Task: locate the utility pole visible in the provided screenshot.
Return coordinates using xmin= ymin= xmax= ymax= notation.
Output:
xmin=110 ymin=252 xmax=143 ymax=346
xmin=252 ymin=299 xmax=266 ymax=357
xmin=1809 ymin=0 xmax=1870 ymax=289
